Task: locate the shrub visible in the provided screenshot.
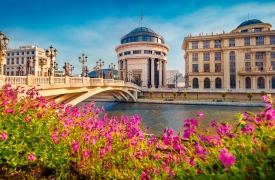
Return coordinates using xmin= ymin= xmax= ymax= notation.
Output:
xmin=183 ymin=92 xmax=187 ymax=100
xmin=149 ymin=91 xmax=153 ymax=98
xmin=247 ymin=92 xmax=253 ymax=101
xmin=160 ymin=92 xmax=164 ymax=99
xmin=221 ymin=92 xmax=226 ymax=100
xmin=260 ymin=91 xmax=266 ymax=96
xmin=172 ymin=92 xmax=178 ymax=99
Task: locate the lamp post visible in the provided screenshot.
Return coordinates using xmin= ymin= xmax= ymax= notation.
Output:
xmin=120 ymin=68 xmax=126 ymax=81
xmin=69 ymin=64 xmax=74 ymax=76
xmin=109 ymin=63 xmax=115 ymax=79
xmin=173 ymin=73 xmax=182 ymax=88
xmin=96 ymin=59 xmax=104 ymax=78
xmin=127 ymin=71 xmax=133 ymax=82
xmin=0 ymin=31 xmax=9 ymax=75
xmin=93 ymin=66 xmax=100 ymax=78
xmin=84 ymin=66 xmax=89 ymax=77
xmin=79 ymin=53 xmax=88 ymax=77
xmin=38 ymin=58 xmax=47 ymax=76
xmin=45 ymin=45 xmax=58 ymax=77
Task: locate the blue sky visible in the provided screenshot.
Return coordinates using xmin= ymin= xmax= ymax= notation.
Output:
xmin=1 ymin=0 xmax=275 ymax=75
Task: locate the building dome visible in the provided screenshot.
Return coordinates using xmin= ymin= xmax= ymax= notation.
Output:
xmin=237 ymin=19 xmax=263 ymax=28
xmin=121 ymin=27 xmax=165 ymax=44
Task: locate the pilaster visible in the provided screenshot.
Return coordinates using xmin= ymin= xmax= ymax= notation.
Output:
xmin=151 ymin=59 xmax=155 ymax=88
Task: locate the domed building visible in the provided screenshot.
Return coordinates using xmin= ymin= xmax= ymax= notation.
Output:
xmin=182 ymin=19 xmax=275 ymax=90
xmin=115 ymin=27 xmax=170 ymax=88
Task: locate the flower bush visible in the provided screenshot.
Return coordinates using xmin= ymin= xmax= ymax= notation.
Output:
xmin=1 ymin=85 xmax=275 ymax=179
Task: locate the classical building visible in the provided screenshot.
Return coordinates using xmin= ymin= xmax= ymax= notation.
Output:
xmin=5 ymin=45 xmax=54 ymax=76
xmin=115 ymin=27 xmax=170 ymax=88
xmin=182 ymin=19 xmax=275 ymax=90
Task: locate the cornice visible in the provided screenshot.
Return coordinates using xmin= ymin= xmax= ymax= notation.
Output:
xmin=115 ymin=42 xmax=170 ymax=52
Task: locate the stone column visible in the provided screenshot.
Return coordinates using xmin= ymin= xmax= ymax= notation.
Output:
xmin=163 ymin=60 xmax=167 ymax=87
xmin=151 ymin=58 xmax=155 ymax=88
xmin=251 ymin=52 xmax=255 ymax=71
xmin=123 ymin=59 xmax=127 ymax=81
xmin=118 ymin=60 xmax=121 ymax=79
xmin=159 ymin=59 xmax=162 ymax=87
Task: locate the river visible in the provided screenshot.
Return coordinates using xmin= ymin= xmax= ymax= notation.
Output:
xmin=77 ymin=102 xmax=262 ymax=136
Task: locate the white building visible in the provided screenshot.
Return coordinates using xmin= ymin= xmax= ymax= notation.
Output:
xmin=5 ymin=45 xmax=54 ymax=76
xmin=115 ymin=27 xmax=170 ymax=88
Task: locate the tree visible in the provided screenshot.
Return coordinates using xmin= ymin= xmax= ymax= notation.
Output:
xmin=149 ymin=91 xmax=153 ymax=98
xmin=172 ymin=92 xmax=178 ymax=99
xmin=221 ymin=92 xmax=226 ymax=101
xmin=260 ymin=91 xmax=266 ymax=96
xmin=160 ymin=92 xmax=164 ymax=99
xmin=178 ymin=91 xmax=182 ymax=99
xmin=183 ymin=92 xmax=187 ymax=100
xmin=247 ymin=92 xmax=253 ymax=101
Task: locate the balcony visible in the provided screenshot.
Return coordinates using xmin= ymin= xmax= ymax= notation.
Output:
xmin=238 ymin=66 xmax=275 ymax=75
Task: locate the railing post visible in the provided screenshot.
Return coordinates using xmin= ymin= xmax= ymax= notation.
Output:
xmin=26 ymin=74 xmax=35 ymax=86
xmin=50 ymin=76 xmax=54 ymax=84
xmin=0 ymin=75 xmax=5 ymax=87
xmin=65 ymin=76 xmax=70 ymax=84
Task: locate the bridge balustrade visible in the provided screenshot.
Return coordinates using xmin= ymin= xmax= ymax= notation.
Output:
xmin=54 ymin=77 xmax=65 ymax=84
xmin=70 ymin=77 xmax=85 ymax=84
xmin=34 ymin=77 xmax=50 ymax=85
xmin=103 ymin=79 xmax=114 ymax=85
xmin=5 ymin=76 xmax=27 ymax=86
xmin=113 ymin=80 xmax=124 ymax=86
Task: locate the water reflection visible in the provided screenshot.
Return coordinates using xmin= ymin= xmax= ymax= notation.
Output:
xmin=77 ymin=102 xmax=261 ymax=136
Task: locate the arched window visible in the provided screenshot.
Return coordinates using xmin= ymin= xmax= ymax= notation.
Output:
xmin=193 ymin=78 xmax=199 ymax=88
xmin=272 ymin=76 xmax=275 ymax=89
xmin=257 ymin=77 xmax=265 ymax=89
xmin=229 ymin=51 xmax=236 ymax=89
xmin=215 ymin=77 xmax=222 ymax=88
xmin=204 ymin=78 xmax=210 ymax=88
xmin=245 ymin=77 xmax=251 ymax=89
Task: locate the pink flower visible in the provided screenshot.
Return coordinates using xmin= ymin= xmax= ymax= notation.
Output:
xmin=197 ymin=111 xmax=204 ymax=119
xmin=219 ymin=149 xmax=235 ymax=167
xmin=29 ymin=154 xmax=36 ymax=161
xmin=37 ymin=113 xmax=42 ymax=119
xmin=1 ymin=132 xmax=8 ymax=140
xmin=211 ymin=120 xmax=217 ymax=127
xmin=72 ymin=140 xmax=80 ymax=151
xmin=25 ymin=117 xmax=30 ymax=123
xmin=82 ymin=150 xmax=90 ymax=158
xmin=262 ymin=95 xmax=269 ymax=102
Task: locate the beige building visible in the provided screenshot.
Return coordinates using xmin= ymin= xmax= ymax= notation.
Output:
xmin=115 ymin=27 xmax=170 ymax=88
xmin=5 ymin=45 xmax=55 ymax=76
xmin=182 ymin=19 xmax=275 ymax=90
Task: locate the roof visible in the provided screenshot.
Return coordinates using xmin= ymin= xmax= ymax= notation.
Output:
xmin=237 ymin=19 xmax=263 ymax=28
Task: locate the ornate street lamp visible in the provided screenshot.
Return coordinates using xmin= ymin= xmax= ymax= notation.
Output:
xmin=69 ymin=64 xmax=74 ymax=76
xmin=85 ymin=66 xmax=89 ymax=77
xmin=93 ymin=66 xmax=99 ymax=78
xmin=38 ymin=58 xmax=47 ymax=76
xmin=109 ymin=63 xmax=115 ymax=79
xmin=96 ymin=59 xmax=104 ymax=78
xmin=79 ymin=53 xmax=88 ymax=77
xmin=0 ymin=31 xmax=9 ymax=75
xmin=45 ymin=45 xmax=58 ymax=76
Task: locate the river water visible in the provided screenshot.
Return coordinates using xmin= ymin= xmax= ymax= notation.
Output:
xmin=77 ymin=102 xmax=262 ymax=136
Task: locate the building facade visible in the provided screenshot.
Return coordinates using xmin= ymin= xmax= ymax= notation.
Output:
xmin=5 ymin=45 xmax=54 ymax=76
xmin=182 ymin=19 xmax=275 ymax=90
xmin=115 ymin=27 xmax=170 ymax=88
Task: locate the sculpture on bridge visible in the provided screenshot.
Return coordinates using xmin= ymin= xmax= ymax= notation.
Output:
xmin=27 ymin=57 xmax=34 ymax=75
xmin=48 ymin=68 xmax=52 ymax=76
xmin=63 ymin=62 xmax=70 ymax=76
xmin=17 ymin=64 xmax=23 ymax=76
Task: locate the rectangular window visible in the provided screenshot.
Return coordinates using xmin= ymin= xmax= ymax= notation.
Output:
xmin=119 ymin=53 xmax=123 ymax=56
xmin=124 ymin=51 xmax=131 ymax=55
xmin=255 ymin=62 xmax=264 ymax=71
xmin=11 ymin=71 xmax=14 ymax=76
xmin=254 ymin=28 xmax=262 ymax=32
xmin=241 ymin=29 xmax=248 ymax=33
xmin=7 ymin=58 xmax=10 ymax=65
xmin=255 ymin=52 xmax=263 ymax=59
xmin=245 ymin=62 xmax=251 ymax=72
xmin=271 ymin=52 xmax=275 ymax=58
xmin=244 ymin=37 xmax=250 ymax=46
xmin=7 ymin=72 xmax=9 ymax=76
xmin=21 ymin=57 xmax=24 ymax=64
xmin=155 ymin=51 xmax=161 ymax=55
xmin=229 ymin=38 xmax=235 ymax=47
xmin=271 ymin=36 xmax=275 ymax=44
xmin=192 ymin=64 xmax=198 ymax=72
xmin=22 ymin=52 xmax=24 ymax=55
xmin=271 ymin=61 xmax=275 ymax=70
xmin=256 ymin=36 xmax=264 ymax=45
xmin=214 ymin=40 xmax=221 ymax=48
xmin=133 ymin=50 xmax=141 ymax=54
xmin=27 ymin=51 xmax=29 ymax=54
xmin=245 ymin=52 xmax=251 ymax=59
xmin=32 ymin=51 xmax=34 ymax=54
xmin=7 ymin=53 xmax=10 ymax=56
xmin=17 ymin=52 xmax=19 ymax=55
xmin=192 ymin=42 xmax=198 ymax=49
xmin=203 ymin=52 xmax=210 ymax=61
xmin=215 ymin=52 xmax=221 ymax=61
xmin=203 ymin=41 xmax=210 ymax=48
xmin=215 ymin=63 xmax=221 ymax=72
xmin=11 ymin=58 xmax=14 ymax=64
xmin=204 ymin=64 xmax=210 ymax=72
xmin=144 ymin=50 xmax=152 ymax=54
xmin=192 ymin=53 xmax=198 ymax=61
xmin=16 ymin=58 xmax=19 ymax=64
xmin=12 ymin=53 xmax=14 ymax=56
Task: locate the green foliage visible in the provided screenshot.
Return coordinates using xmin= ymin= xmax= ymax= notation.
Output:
xmin=221 ymin=92 xmax=227 ymax=100
xmin=172 ymin=92 xmax=178 ymax=99
xmin=183 ymin=92 xmax=187 ymax=100
xmin=160 ymin=92 xmax=164 ymax=99
xmin=149 ymin=91 xmax=153 ymax=98
xmin=260 ymin=91 xmax=266 ymax=96
xmin=247 ymin=92 xmax=253 ymax=101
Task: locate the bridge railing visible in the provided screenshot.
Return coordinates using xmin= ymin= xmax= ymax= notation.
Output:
xmin=54 ymin=77 xmax=65 ymax=84
xmin=34 ymin=77 xmax=50 ymax=85
xmin=70 ymin=77 xmax=85 ymax=84
xmin=103 ymin=79 xmax=114 ymax=85
xmin=114 ymin=80 xmax=124 ymax=86
xmin=5 ymin=76 xmax=27 ymax=86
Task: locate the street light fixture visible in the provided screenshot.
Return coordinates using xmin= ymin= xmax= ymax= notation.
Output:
xmin=79 ymin=53 xmax=88 ymax=77
xmin=0 ymin=31 xmax=9 ymax=75
xmin=45 ymin=45 xmax=58 ymax=77
xmin=69 ymin=64 xmax=74 ymax=76
xmin=85 ymin=66 xmax=89 ymax=77
xmin=38 ymin=58 xmax=47 ymax=76
xmin=96 ymin=59 xmax=104 ymax=78
xmin=109 ymin=63 xmax=116 ymax=79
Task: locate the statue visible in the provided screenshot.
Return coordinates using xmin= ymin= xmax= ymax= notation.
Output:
xmin=63 ymin=63 xmax=70 ymax=76
xmin=17 ymin=65 xmax=23 ymax=76
xmin=27 ymin=57 xmax=34 ymax=74
xmin=48 ymin=68 xmax=52 ymax=76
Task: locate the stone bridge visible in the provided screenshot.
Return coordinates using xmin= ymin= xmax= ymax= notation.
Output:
xmin=0 ymin=75 xmax=141 ymax=106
